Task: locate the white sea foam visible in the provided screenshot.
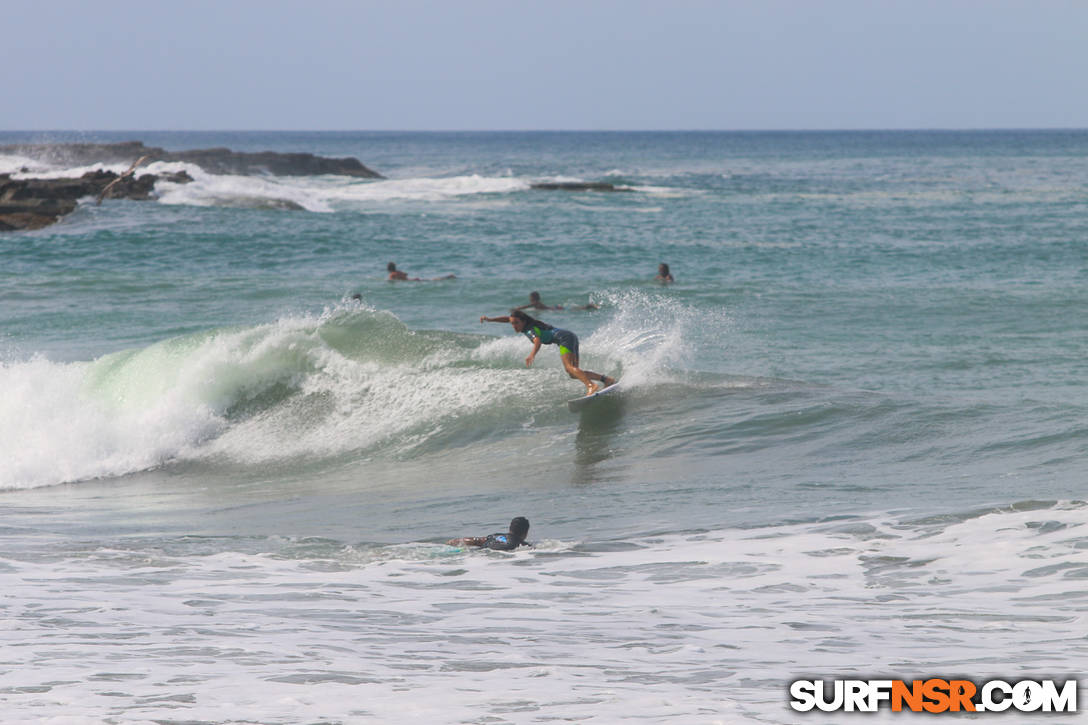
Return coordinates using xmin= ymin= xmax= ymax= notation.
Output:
xmin=631 ymin=184 xmax=701 ymax=197
xmin=587 ymin=289 xmax=724 ymax=386
xmin=154 ymin=171 xmax=531 ymax=211
xmin=0 ymin=153 xmax=51 ymax=176
xmin=0 ymin=503 xmax=1083 ymax=723
xmin=0 ymin=314 xmax=357 ymax=489
xmin=331 ymin=174 xmax=530 ymax=203
xmin=0 ymin=353 xmax=223 ymax=490
xmin=150 ymin=161 xmax=336 ymax=212
xmin=2 ymin=157 xmax=135 ymax=180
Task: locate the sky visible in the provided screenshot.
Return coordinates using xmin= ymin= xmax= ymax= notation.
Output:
xmin=5 ymin=0 xmax=1088 ymax=130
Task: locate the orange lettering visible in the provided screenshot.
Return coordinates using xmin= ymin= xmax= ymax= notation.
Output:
xmin=892 ymin=680 xmax=924 ymax=712
xmin=948 ymin=680 xmax=977 ymax=712
xmin=922 ymin=679 xmax=951 ymax=713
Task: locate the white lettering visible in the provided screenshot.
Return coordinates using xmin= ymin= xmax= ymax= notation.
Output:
xmin=868 ymin=680 xmax=893 ymax=710
xmin=1041 ymin=680 xmax=1077 ymax=712
xmin=789 ymin=680 xmax=816 ymax=712
xmin=982 ymin=680 xmax=1012 ymax=712
xmin=816 ymin=680 xmax=844 ymax=712
xmin=844 ymin=680 xmax=869 ymax=712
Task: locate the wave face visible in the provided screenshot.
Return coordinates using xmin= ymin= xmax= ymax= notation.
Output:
xmin=1 ymin=294 xmax=714 ymax=489
xmin=1 ymin=308 xmax=478 ymax=487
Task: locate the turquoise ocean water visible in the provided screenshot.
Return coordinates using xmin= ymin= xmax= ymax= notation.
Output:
xmin=1 ymin=131 xmax=1085 ymax=722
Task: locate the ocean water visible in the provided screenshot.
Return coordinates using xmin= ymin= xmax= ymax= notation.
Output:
xmin=1 ymin=130 xmax=1086 ymax=723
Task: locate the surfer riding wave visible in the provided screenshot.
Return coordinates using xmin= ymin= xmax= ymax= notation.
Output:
xmin=480 ymin=309 xmax=616 ymax=396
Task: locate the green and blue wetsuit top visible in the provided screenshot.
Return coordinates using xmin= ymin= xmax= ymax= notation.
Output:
xmin=523 ymin=324 xmax=578 ymax=357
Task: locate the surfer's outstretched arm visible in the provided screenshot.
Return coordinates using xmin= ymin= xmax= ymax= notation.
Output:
xmin=480 ymin=315 xmax=512 ymax=323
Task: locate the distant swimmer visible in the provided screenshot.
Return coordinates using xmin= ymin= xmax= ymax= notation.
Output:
xmin=448 ymin=517 xmax=532 ymax=551
xmin=655 ymin=262 xmax=674 ymax=284
xmin=387 ymin=261 xmax=456 ymax=282
xmin=480 ymin=309 xmax=616 ymax=396
xmin=516 ymin=291 xmax=563 ymax=311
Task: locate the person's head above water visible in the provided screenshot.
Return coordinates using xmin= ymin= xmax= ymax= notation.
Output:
xmin=387 ymin=262 xmax=397 ymax=272
xmin=528 ymin=291 xmax=541 ymax=303
xmin=658 ymin=263 xmax=670 ymax=276
xmin=507 ymin=308 xmax=548 ymax=333
xmin=508 ymin=516 xmax=530 ymax=542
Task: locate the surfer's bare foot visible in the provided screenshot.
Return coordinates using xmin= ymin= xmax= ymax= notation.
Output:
xmin=602 ymin=376 xmax=616 ymax=387
xmin=585 ymin=383 xmax=599 ymax=396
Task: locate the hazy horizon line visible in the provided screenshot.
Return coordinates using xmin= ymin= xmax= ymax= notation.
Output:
xmin=3 ymin=127 xmax=1087 ymax=135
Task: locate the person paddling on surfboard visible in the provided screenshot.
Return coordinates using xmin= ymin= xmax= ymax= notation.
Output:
xmin=387 ymin=261 xmax=456 ymax=282
xmin=480 ymin=309 xmax=616 ymax=396
xmin=515 ymin=290 xmax=598 ymax=312
xmin=448 ymin=517 xmax=532 ymax=551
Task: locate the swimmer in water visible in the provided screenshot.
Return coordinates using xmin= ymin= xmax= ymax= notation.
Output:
xmin=655 ymin=262 xmax=674 ymax=284
xmin=448 ymin=517 xmax=532 ymax=551
xmin=479 ymin=309 xmax=616 ymax=396
xmin=516 ymin=291 xmax=563 ymax=311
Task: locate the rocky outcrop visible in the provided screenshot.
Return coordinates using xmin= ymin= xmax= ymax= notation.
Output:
xmin=530 ymin=182 xmax=632 ymax=192
xmin=0 ymin=169 xmax=194 ymax=231
xmin=0 ymin=141 xmax=383 ymax=178
xmin=168 ymin=148 xmax=383 ymax=177
xmin=0 ymin=140 xmax=383 ymax=231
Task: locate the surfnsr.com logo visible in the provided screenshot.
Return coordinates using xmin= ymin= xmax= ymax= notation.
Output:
xmin=789 ymin=679 xmax=1078 ymax=713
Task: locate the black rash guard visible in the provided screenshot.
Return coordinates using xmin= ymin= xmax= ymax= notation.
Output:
xmin=481 ymin=533 xmax=530 ymax=551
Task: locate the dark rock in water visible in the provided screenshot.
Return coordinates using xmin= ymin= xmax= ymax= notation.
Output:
xmin=0 ymin=168 xmax=191 ymax=231
xmin=168 ymin=148 xmax=382 ymax=178
xmin=530 ymin=182 xmax=632 ymax=192
xmin=0 ymin=141 xmax=384 ymax=179
xmin=0 ymin=204 xmax=78 ymax=231
xmin=0 ymin=174 xmax=79 ymax=230
xmin=159 ymin=170 xmax=195 ymax=184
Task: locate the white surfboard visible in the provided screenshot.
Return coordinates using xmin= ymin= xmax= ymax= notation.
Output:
xmin=567 ymin=381 xmax=621 ymax=412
